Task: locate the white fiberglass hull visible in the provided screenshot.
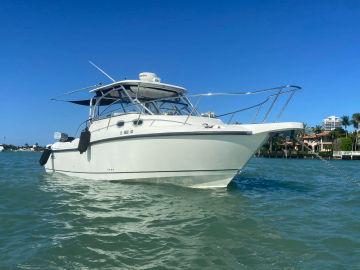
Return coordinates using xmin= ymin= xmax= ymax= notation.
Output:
xmin=44 ymin=132 xmax=268 ymax=188
xmin=44 ymin=119 xmax=304 ymax=188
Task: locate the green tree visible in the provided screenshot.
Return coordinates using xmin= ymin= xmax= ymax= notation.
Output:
xmin=340 ymin=137 xmax=353 ymax=151
xmin=330 ymin=127 xmax=346 ymax=140
xmin=351 ymin=113 xmax=360 ymax=150
xmin=351 ymin=113 xmax=360 ymax=130
xmin=313 ymin=125 xmax=323 ymax=134
xmin=341 ymin=115 xmax=350 ymax=137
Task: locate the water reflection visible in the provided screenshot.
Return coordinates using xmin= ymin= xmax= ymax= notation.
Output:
xmin=35 ymin=172 xmax=259 ymax=268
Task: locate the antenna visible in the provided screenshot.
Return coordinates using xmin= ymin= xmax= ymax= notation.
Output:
xmin=50 ymin=83 xmax=102 ymax=100
xmin=88 ymin=60 xmax=116 ymax=82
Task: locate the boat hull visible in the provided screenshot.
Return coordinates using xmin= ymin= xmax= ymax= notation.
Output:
xmin=45 ymin=169 xmax=238 ymax=188
xmin=44 ymin=133 xmax=269 ymax=188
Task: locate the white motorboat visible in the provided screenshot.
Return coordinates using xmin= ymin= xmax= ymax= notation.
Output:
xmin=41 ymin=70 xmax=303 ymax=188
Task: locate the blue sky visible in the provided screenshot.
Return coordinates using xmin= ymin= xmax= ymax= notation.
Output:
xmin=1 ymin=0 xmax=359 ymax=145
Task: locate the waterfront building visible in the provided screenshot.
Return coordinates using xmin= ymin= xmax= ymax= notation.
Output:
xmin=322 ymin=115 xmax=341 ymax=131
xmin=303 ymin=131 xmax=332 ymax=152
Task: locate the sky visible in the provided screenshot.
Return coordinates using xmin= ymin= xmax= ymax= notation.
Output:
xmin=1 ymin=0 xmax=360 ymax=145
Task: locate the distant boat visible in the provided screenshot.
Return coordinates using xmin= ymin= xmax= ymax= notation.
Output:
xmin=0 ymin=145 xmax=4 ymax=152
xmin=40 ymin=71 xmax=303 ymax=188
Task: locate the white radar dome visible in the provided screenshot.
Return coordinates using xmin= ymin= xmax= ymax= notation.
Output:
xmin=139 ymin=72 xmax=161 ymax=83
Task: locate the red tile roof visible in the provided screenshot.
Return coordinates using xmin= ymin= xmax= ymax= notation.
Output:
xmin=303 ymin=131 xmax=331 ymax=139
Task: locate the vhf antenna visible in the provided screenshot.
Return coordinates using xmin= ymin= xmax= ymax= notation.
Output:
xmin=88 ymin=60 xmax=116 ymax=82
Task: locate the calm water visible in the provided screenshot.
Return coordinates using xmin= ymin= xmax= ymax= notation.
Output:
xmin=0 ymin=152 xmax=359 ymax=269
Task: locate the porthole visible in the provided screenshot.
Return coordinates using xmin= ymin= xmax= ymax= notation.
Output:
xmin=117 ymin=121 xmax=125 ymax=127
xmin=133 ymin=119 xmax=143 ymax=126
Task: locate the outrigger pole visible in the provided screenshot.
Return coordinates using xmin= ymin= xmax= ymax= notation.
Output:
xmin=50 ymin=84 xmax=102 ymax=100
xmin=88 ymin=60 xmax=116 ymax=82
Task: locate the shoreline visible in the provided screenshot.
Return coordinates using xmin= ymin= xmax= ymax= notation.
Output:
xmin=254 ymin=152 xmax=360 ymax=160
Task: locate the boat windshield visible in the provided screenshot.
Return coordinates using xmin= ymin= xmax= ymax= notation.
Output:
xmin=144 ymin=97 xmax=193 ymax=115
xmin=96 ymin=92 xmax=196 ymax=118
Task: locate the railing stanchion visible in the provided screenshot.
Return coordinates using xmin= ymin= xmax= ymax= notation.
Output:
xmin=262 ymin=88 xmax=283 ymax=123
xmin=184 ymin=96 xmax=202 ymax=125
xmin=277 ymin=90 xmax=296 ymax=120
xmin=252 ymin=104 xmax=262 ymax=123
xmin=228 ymin=112 xmax=236 ymax=124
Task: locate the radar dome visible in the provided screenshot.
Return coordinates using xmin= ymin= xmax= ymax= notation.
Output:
xmin=139 ymin=72 xmax=161 ymax=83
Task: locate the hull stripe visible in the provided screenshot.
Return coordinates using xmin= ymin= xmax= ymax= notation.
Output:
xmin=48 ymin=169 xmax=239 ymax=174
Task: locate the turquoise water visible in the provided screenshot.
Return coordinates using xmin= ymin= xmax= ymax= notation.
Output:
xmin=0 ymin=152 xmax=359 ymax=269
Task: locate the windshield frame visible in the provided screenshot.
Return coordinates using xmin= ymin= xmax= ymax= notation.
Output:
xmin=91 ymin=86 xmax=198 ymax=120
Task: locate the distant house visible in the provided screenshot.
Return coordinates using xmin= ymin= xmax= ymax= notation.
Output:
xmin=0 ymin=145 xmax=4 ymax=152
xmin=303 ymin=131 xmax=332 ymax=152
xmin=322 ymin=115 xmax=341 ymax=131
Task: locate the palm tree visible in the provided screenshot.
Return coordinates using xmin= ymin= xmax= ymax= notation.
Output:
xmin=330 ymin=127 xmax=346 ymax=140
xmin=351 ymin=113 xmax=360 ymax=150
xmin=341 ymin=115 xmax=350 ymax=137
xmin=313 ymin=125 xmax=323 ymax=134
xmin=352 ymin=113 xmax=360 ymax=130
xmin=300 ymin=123 xmax=307 ymax=151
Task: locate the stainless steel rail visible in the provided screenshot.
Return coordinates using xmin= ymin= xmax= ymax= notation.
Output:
xmin=69 ymin=84 xmax=301 ymax=136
